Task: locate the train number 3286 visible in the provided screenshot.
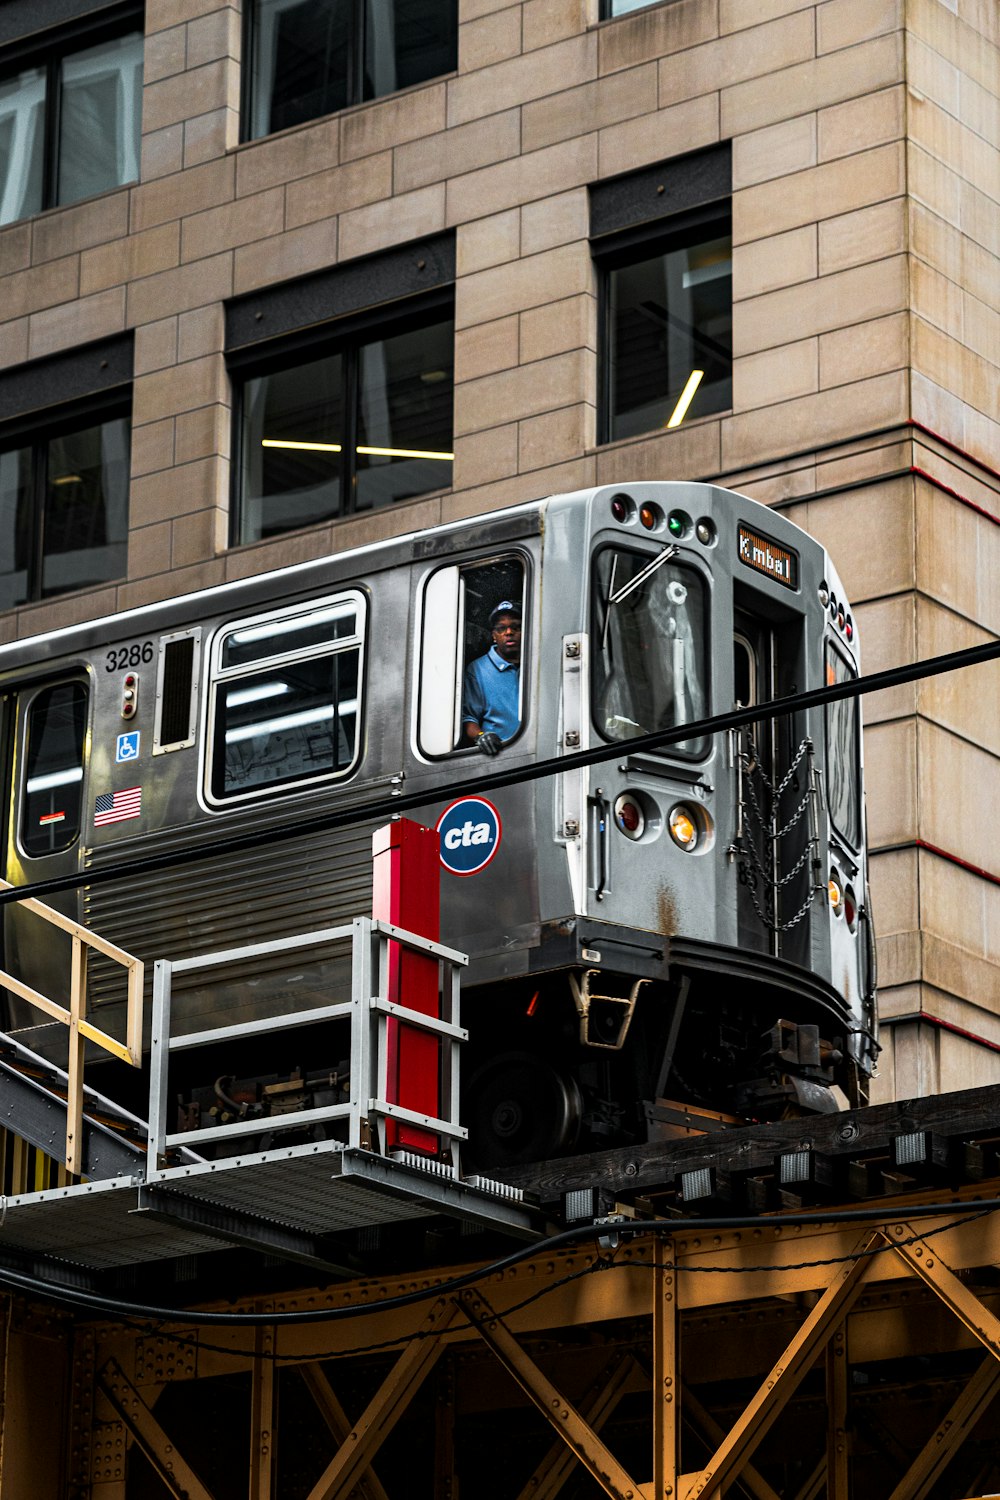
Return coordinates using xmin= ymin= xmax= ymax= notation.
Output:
xmin=105 ymin=642 xmax=155 ymax=672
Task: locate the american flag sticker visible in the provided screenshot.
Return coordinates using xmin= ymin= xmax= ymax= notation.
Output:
xmin=94 ymin=787 xmax=142 ymax=827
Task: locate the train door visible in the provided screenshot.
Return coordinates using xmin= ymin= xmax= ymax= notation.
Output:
xmin=732 ymin=606 xmax=813 ymax=966
xmin=1 ymin=678 xmax=88 ymax=1043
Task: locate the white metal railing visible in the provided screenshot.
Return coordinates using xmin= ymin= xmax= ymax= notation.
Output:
xmin=0 ymin=878 xmax=143 ymax=1177
xmin=147 ymin=917 xmax=469 ymax=1172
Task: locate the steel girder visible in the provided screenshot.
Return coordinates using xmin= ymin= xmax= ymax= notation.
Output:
xmin=35 ymin=1210 xmax=1000 ymax=1499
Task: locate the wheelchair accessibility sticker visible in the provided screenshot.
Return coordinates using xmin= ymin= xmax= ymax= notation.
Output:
xmin=435 ymin=797 xmax=502 ymax=877
xmin=116 ymin=731 xmax=140 ymax=763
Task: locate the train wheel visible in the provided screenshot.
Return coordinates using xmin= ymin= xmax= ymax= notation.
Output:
xmin=465 ymin=1052 xmax=582 ymax=1168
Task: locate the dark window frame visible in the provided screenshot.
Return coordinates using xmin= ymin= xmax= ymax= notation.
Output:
xmin=240 ymin=0 xmax=458 ymax=145
xmin=0 ymin=335 xmax=133 ymax=607
xmin=227 ymin=239 xmax=455 ymax=545
xmin=0 ymin=0 xmax=143 ymax=224
xmin=590 ymin=146 xmax=733 ymax=446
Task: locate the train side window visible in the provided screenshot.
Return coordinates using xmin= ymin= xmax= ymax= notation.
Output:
xmin=825 ymin=644 xmax=861 ymax=849
xmin=21 ymin=682 xmax=88 ymax=857
xmin=207 ymin=593 xmax=365 ymax=803
xmin=592 ymin=545 xmax=708 ymax=756
xmin=418 ymin=556 xmax=525 ymax=757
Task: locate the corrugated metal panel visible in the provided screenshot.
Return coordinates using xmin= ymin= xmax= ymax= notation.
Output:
xmin=83 ymin=820 xmax=381 ymax=1025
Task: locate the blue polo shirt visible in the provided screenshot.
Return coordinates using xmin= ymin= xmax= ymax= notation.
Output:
xmin=462 ymin=646 xmax=521 ymax=742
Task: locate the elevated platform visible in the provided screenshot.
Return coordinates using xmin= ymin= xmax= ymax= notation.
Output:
xmin=0 ymin=1142 xmax=540 ymax=1279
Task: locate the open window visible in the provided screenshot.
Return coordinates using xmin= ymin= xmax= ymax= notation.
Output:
xmin=207 ymin=593 xmax=365 ymax=804
xmin=418 ymin=556 xmax=525 ymax=757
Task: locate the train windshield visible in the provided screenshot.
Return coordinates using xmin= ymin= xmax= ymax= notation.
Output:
xmin=825 ymin=644 xmax=861 ymax=848
xmin=209 ymin=594 xmax=365 ymax=802
xmin=592 ymin=545 xmax=708 ymax=756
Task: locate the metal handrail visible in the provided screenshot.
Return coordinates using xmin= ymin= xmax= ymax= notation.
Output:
xmin=147 ymin=916 xmax=468 ymax=1173
xmin=0 ymin=877 xmax=143 ymax=1176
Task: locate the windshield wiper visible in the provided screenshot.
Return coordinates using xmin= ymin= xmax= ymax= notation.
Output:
xmin=601 ymin=544 xmax=679 ymax=651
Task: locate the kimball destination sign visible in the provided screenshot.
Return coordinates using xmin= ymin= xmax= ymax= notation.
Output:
xmin=737 ymin=523 xmax=799 ymax=590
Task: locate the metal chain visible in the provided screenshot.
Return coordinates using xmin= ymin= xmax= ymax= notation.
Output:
xmin=735 ymin=732 xmax=821 ymax=933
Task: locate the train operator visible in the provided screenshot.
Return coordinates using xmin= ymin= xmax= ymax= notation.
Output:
xmin=462 ymin=601 xmax=522 ymax=755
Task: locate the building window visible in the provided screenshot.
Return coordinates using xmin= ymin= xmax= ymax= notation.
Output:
xmin=0 ymin=336 xmax=132 ymax=608
xmin=591 ymin=147 xmax=732 ymax=443
xmin=246 ymin=0 xmax=457 ymax=141
xmin=0 ymin=412 xmax=130 ymax=608
xmin=227 ymin=236 xmax=455 ymax=545
xmin=0 ymin=7 xmax=143 ymax=227
xmin=602 ymin=0 xmax=664 ymax=14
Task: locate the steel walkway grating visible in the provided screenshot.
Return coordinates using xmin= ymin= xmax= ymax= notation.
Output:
xmin=0 ymin=1143 xmax=539 ymax=1272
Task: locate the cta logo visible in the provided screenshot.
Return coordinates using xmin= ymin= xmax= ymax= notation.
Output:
xmin=435 ymin=797 xmax=502 ymax=877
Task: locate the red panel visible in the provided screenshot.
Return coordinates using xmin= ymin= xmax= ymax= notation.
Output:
xmin=371 ymin=819 xmax=441 ymax=1153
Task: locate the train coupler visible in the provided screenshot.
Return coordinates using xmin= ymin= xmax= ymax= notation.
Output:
xmin=568 ymin=969 xmax=649 ymax=1051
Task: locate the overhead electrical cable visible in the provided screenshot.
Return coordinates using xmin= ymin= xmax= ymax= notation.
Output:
xmin=0 ymin=637 xmax=997 ymax=910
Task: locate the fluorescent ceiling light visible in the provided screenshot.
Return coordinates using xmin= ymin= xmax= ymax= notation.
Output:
xmin=262 ymin=439 xmax=342 ymax=453
xmin=227 ymin=681 xmax=291 ymax=708
xmin=262 ymin=440 xmax=453 ymax=461
xmin=27 ymin=767 xmax=83 ymax=793
xmin=666 ymin=370 xmax=705 ymax=429
xmin=229 ymin=603 xmax=356 ymax=646
xmin=357 ymin=445 xmax=454 ymax=461
xmin=226 ymin=700 xmax=358 ymax=744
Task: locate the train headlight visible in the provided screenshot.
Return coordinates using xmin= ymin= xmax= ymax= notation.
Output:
xmin=614 ymin=794 xmax=645 ymax=840
xmin=695 ymin=517 xmax=716 ymax=546
xmin=668 ymin=805 xmax=699 ymax=851
xmin=828 ymin=875 xmax=843 ymax=914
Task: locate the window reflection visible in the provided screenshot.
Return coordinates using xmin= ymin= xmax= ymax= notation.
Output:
xmin=825 ymin=646 xmax=861 ymax=849
xmin=210 ymin=595 xmax=365 ymax=802
xmin=58 ymin=33 xmax=143 ymax=207
xmin=237 ymin=314 xmax=453 ymax=542
xmin=249 ymin=0 xmax=456 ymax=141
xmin=22 ymin=683 xmax=88 ymax=857
xmin=0 ymin=32 xmax=142 ymax=227
xmin=42 ymin=418 xmax=130 ymax=598
xmin=593 ymin=546 xmax=708 ymax=757
xmin=0 ymin=415 xmax=129 ymax=607
xmin=605 ymin=224 xmax=732 ymax=441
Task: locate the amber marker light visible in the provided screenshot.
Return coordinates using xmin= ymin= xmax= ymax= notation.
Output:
xmin=668 ymin=805 xmax=699 ymax=850
xmin=666 ymin=369 xmax=705 ymax=428
xmin=828 ymin=876 xmax=843 ymax=913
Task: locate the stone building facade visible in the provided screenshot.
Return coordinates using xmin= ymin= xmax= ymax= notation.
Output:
xmin=0 ymin=0 xmax=997 ymax=1100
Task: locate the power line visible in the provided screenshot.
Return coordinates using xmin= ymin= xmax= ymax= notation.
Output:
xmin=0 ymin=636 xmax=997 ymax=910
xmin=1 ymin=1194 xmax=997 ymax=1327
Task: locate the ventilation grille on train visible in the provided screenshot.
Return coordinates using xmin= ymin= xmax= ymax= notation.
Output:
xmin=154 ymin=630 xmax=200 ymax=753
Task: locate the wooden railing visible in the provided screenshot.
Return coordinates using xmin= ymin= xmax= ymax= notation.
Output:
xmin=0 ymin=879 xmax=143 ymax=1176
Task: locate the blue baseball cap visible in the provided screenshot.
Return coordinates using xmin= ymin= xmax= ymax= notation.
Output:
xmin=489 ymin=601 xmax=522 ymax=626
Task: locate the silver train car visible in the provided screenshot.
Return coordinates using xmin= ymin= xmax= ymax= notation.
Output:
xmin=0 ymin=482 xmax=877 ymax=1166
